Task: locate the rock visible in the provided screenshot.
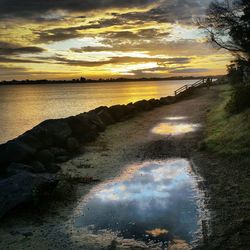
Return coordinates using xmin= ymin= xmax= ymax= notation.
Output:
xmin=66 ymin=137 xmax=80 ymax=153
xmin=30 ymin=119 xmax=72 ymax=147
xmin=17 ymin=133 xmax=43 ymax=151
xmin=133 ymin=100 xmax=152 ymax=111
xmin=31 ymin=161 xmax=47 ymax=173
xmin=8 ymin=162 xmax=46 ymax=174
xmin=92 ymin=106 xmax=108 ymax=113
xmin=50 ymin=147 xmax=67 ymax=156
xmin=36 ymin=149 xmax=55 ymax=165
xmin=46 ymin=164 xmax=61 ymax=173
xmin=125 ymin=103 xmax=138 ymax=116
xmin=108 ymin=105 xmax=127 ymax=121
xmin=0 ymin=172 xmax=58 ymax=218
xmin=66 ymin=115 xmax=98 ymax=143
xmin=159 ymin=96 xmax=173 ymax=105
xmin=97 ymin=108 xmax=115 ymax=125
xmin=55 ymin=155 xmax=69 ymax=163
xmin=148 ymin=98 xmax=161 ymax=108
xmin=88 ymin=112 xmax=106 ymax=132
xmin=0 ymin=141 xmax=36 ymax=173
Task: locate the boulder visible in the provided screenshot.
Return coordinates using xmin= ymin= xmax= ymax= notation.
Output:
xmin=97 ymin=108 xmax=115 ymax=125
xmin=0 ymin=172 xmax=58 ymax=218
xmin=108 ymin=105 xmax=127 ymax=121
xmin=92 ymin=106 xmax=108 ymax=113
xmin=50 ymin=147 xmax=67 ymax=157
xmin=31 ymin=161 xmax=47 ymax=173
xmin=17 ymin=133 xmax=43 ymax=151
xmin=0 ymin=141 xmax=36 ymax=173
xmin=66 ymin=115 xmax=98 ymax=142
xmin=88 ymin=112 xmax=106 ymax=132
xmin=30 ymin=119 xmax=72 ymax=147
xmin=148 ymin=98 xmax=161 ymax=108
xmin=66 ymin=137 xmax=80 ymax=153
xmin=160 ymin=96 xmax=176 ymax=105
xmin=36 ymin=149 xmax=55 ymax=165
xmin=45 ymin=164 xmax=61 ymax=173
xmin=133 ymin=100 xmax=153 ymax=111
xmin=125 ymin=103 xmax=138 ymax=116
xmin=8 ymin=162 xmax=46 ymax=174
xmin=55 ymin=155 xmax=69 ymax=163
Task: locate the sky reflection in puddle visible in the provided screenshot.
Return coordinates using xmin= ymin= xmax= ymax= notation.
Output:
xmin=152 ymin=116 xmax=200 ymax=136
xmin=74 ymin=159 xmax=202 ymax=246
xmin=164 ymin=116 xmax=187 ymax=121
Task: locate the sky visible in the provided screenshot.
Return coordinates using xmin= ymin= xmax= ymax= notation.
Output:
xmin=0 ymin=0 xmax=232 ymax=80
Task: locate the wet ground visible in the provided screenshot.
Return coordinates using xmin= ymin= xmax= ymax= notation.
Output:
xmin=0 ymin=87 xmax=226 ymax=250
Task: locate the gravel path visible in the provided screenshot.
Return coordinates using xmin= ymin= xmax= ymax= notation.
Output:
xmin=1 ymin=86 xmax=232 ymax=250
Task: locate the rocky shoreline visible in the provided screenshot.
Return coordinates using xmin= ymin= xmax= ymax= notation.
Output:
xmin=0 ymin=90 xmax=196 ymax=218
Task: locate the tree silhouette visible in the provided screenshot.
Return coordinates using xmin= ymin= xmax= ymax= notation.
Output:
xmin=199 ymin=0 xmax=250 ymax=61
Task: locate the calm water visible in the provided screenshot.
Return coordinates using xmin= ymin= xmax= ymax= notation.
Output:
xmin=0 ymin=80 xmax=196 ymax=144
xmin=74 ymin=159 xmax=203 ymax=247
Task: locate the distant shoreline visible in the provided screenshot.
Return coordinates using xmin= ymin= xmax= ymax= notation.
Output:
xmin=0 ymin=75 xmax=222 ymax=86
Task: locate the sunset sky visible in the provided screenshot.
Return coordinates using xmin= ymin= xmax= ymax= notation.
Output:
xmin=0 ymin=0 xmax=232 ymax=80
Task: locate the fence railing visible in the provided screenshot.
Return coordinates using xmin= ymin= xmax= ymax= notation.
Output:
xmin=174 ymin=79 xmax=206 ymax=96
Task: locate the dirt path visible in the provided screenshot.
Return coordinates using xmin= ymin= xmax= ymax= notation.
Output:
xmin=0 ymin=86 xmax=225 ymax=250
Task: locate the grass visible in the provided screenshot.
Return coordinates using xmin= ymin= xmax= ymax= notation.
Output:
xmin=204 ymin=84 xmax=250 ymax=157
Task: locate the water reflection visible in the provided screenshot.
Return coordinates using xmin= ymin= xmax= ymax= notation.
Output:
xmin=151 ymin=116 xmax=200 ymax=136
xmin=74 ymin=159 xmax=201 ymax=246
xmin=164 ymin=116 xmax=187 ymax=121
xmin=152 ymin=122 xmax=200 ymax=136
xmin=0 ymin=80 xmax=196 ymax=143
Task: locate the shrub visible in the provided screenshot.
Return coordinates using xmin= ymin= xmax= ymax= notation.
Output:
xmin=226 ymin=83 xmax=250 ymax=114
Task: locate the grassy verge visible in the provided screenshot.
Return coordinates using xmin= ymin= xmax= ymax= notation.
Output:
xmin=204 ymin=84 xmax=250 ymax=157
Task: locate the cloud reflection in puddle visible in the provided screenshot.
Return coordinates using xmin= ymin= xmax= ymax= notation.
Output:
xmin=74 ymin=159 xmax=202 ymax=246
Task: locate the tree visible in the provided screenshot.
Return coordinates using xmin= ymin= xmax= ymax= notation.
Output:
xmin=200 ymin=0 xmax=250 ymax=113
xmin=198 ymin=0 xmax=250 ymax=61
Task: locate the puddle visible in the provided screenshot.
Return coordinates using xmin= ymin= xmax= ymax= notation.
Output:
xmin=152 ymin=123 xmax=200 ymax=136
xmin=164 ymin=116 xmax=187 ymax=121
xmin=152 ymin=116 xmax=200 ymax=136
xmin=73 ymin=159 xmax=206 ymax=248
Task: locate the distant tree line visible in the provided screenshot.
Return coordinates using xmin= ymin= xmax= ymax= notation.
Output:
xmin=0 ymin=75 xmax=221 ymax=86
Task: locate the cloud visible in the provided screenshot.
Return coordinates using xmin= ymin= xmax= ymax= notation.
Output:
xmin=0 ymin=65 xmax=28 ymax=76
xmin=111 ymin=0 xmax=211 ymax=25
xmin=71 ymin=39 xmax=214 ymax=58
xmin=53 ymin=56 xmax=190 ymax=67
xmin=0 ymin=56 xmax=44 ymax=64
xmin=170 ymin=68 xmax=209 ymax=73
xmin=0 ymin=0 xmax=156 ymax=19
xmin=0 ymin=42 xmax=45 ymax=55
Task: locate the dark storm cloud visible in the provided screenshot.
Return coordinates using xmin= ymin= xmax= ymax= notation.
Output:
xmin=0 ymin=0 xmax=155 ymax=19
xmin=112 ymin=0 xmax=211 ymax=24
xmin=35 ymin=0 xmax=211 ymax=43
